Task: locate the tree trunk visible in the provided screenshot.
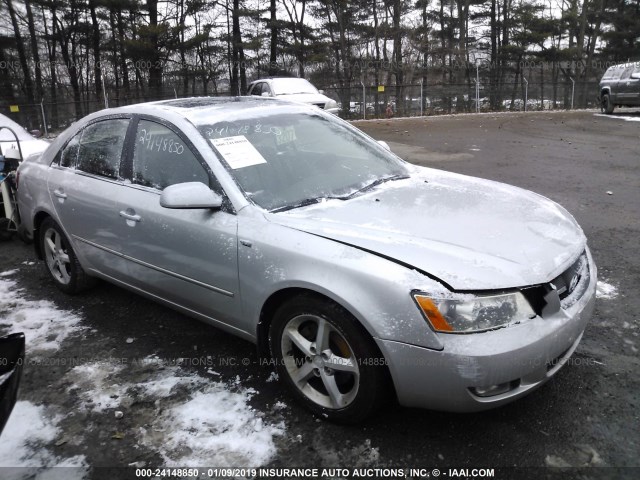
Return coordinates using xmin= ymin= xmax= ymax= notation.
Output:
xmin=89 ymin=0 xmax=103 ymax=101
xmin=6 ymin=0 xmax=35 ymax=103
xmin=25 ymin=0 xmax=44 ymax=102
xmin=392 ymin=0 xmax=403 ymax=116
xmin=147 ymin=0 xmax=162 ymax=96
xmin=269 ymin=0 xmax=277 ymax=74
xmin=117 ymin=8 xmax=130 ymax=98
xmin=42 ymin=2 xmax=58 ymax=127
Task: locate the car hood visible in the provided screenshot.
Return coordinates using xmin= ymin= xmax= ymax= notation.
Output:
xmin=268 ymin=168 xmax=586 ymax=290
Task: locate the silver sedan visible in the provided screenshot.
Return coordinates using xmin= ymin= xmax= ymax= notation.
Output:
xmin=16 ymin=97 xmax=596 ymax=422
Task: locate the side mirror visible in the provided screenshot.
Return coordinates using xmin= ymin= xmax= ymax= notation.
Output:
xmin=377 ymin=140 xmax=391 ymax=151
xmin=630 ymin=72 xmax=640 ymax=80
xmin=160 ymin=182 xmax=223 ymax=209
xmin=318 ymin=89 xmax=325 ymax=94
xmin=261 ymin=92 xmax=270 ymax=97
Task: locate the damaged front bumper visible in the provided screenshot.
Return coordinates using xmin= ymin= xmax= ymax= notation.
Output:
xmin=378 ymin=249 xmax=597 ymax=412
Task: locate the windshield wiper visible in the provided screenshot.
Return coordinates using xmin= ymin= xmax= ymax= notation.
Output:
xmin=270 ymin=196 xmax=344 ymax=213
xmin=344 ymin=174 xmax=410 ymax=199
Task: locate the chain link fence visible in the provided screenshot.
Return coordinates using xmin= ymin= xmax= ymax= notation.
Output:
xmin=324 ymin=81 xmax=601 ymax=119
xmin=1 ymin=80 xmax=602 ymax=136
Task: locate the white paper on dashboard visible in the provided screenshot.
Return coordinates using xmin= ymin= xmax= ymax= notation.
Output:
xmin=209 ymin=136 xmax=267 ymax=169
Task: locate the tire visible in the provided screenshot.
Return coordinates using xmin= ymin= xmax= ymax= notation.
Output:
xmin=39 ymin=217 xmax=96 ymax=294
xmin=601 ymin=94 xmax=614 ymax=114
xmin=269 ymin=294 xmax=390 ymax=423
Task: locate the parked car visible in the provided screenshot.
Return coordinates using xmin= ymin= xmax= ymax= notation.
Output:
xmin=599 ymin=61 xmax=640 ymax=114
xmin=0 ymin=332 xmax=25 ymax=434
xmin=0 ymin=113 xmax=50 ymax=161
xmin=17 ymin=97 xmax=596 ymax=423
xmin=247 ymin=77 xmax=339 ymax=114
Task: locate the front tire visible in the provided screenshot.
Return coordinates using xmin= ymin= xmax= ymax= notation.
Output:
xmin=601 ymin=93 xmax=614 ymax=114
xmin=269 ymin=294 xmax=390 ymax=423
xmin=40 ymin=217 xmax=96 ymax=294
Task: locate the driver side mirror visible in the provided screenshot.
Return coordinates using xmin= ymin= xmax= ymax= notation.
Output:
xmin=160 ymin=182 xmax=223 ymax=209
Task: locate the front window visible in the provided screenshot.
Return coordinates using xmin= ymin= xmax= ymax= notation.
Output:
xmin=196 ymin=109 xmax=408 ymax=211
xmin=132 ymin=120 xmax=209 ymax=190
xmin=271 ymin=78 xmax=319 ymax=96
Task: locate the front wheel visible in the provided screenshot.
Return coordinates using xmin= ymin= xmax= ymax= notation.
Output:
xmin=269 ymin=294 xmax=390 ymax=423
xmin=40 ymin=217 xmax=96 ymax=294
xmin=601 ymin=94 xmax=614 ymax=114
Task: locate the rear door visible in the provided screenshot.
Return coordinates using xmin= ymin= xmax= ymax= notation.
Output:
xmin=47 ymin=117 xmax=132 ymax=278
xmin=115 ymin=117 xmax=242 ymax=328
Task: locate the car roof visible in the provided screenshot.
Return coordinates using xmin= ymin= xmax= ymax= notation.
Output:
xmin=91 ymin=96 xmax=306 ymax=124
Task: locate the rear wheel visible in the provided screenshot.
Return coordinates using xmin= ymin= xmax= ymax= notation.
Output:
xmin=601 ymin=93 xmax=614 ymax=114
xmin=269 ymin=294 xmax=390 ymax=423
xmin=40 ymin=217 xmax=96 ymax=294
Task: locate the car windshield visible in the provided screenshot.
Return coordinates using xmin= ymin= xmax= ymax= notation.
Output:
xmin=271 ymin=78 xmax=319 ymax=95
xmin=195 ymin=109 xmax=408 ymax=211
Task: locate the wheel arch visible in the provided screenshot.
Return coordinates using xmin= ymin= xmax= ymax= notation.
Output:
xmin=257 ymin=288 xmax=387 ymax=362
xmin=256 ymin=286 xmax=397 ymax=403
xmin=32 ymin=210 xmax=53 ymax=259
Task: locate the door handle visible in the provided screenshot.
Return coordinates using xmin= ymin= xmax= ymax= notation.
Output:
xmin=53 ymin=189 xmax=67 ymax=199
xmin=119 ymin=210 xmax=141 ymax=222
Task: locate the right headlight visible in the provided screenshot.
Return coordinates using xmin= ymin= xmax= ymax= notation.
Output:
xmin=413 ymin=291 xmax=536 ymax=333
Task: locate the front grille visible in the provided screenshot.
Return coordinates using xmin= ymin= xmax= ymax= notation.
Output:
xmin=551 ymin=252 xmax=590 ymax=309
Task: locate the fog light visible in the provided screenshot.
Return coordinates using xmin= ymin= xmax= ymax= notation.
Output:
xmin=470 ymin=380 xmax=520 ymax=398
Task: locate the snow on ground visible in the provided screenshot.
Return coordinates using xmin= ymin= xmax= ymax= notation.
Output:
xmin=0 ymin=401 xmax=88 ymax=479
xmin=0 ymin=270 xmax=284 ymax=470
xmin=142 ymin=384 xmax=284 ymax=467
xmin=66 ymin=356 xmax=285 ymax=466
xmin=0 ymin=271 xmax=85 ymax=353
xmin=593 ymin=113 xmax=640 ymax=122
xmin=596 ymin=280 xmax=618 ymax=300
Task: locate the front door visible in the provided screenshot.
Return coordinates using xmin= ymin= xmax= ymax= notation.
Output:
xmin=115 ymin=118 xmax=242 ymax=330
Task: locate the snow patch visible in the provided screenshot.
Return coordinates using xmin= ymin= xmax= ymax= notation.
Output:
xmin=0 ymin=277 xmax=84 ymax=353
xmin=65 ymin=357 xmax=284 ymax=467
xmin=141 ymin=385 xmax=284 ymax=467
xmin=594 ymin=113 xmax=640 ymax=122
xmin=596 ymin=281 xmax=618 ymax=300
xmin=0 ymin=401 xmax=88 ymax=478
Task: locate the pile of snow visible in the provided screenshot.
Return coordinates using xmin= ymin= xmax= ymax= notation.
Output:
xmin=66 ymin=357 xmax=285 ymax=467
xmin=596 ymin=280 xmax=618 ymax=300
xmin=142 ymin=385 xmax=284 ymax=467
xmin=0 ymin=272 xmax=84 ymax=353
xmin=0 ymin=401 xmax=88 ymax=478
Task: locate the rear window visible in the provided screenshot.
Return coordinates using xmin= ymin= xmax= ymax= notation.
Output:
xmin=76 ymin=119 xmax=129 ymax=178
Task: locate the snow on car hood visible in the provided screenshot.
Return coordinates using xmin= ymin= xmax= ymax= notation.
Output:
xmin=269 ymin=168 xmax=586 ymax=291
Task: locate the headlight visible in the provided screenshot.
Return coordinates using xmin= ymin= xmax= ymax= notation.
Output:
xmin=325 ymin=99 xmax=338 ymax=109
xmin=413 ymin=291 xmax=536 ymax=333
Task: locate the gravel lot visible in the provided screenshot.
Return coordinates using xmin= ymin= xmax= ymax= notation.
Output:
xmin=0 ymin=109 xmax=638 ymax=480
